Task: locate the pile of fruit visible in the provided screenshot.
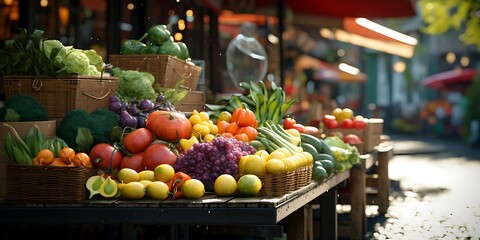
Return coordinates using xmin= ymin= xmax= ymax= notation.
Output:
xmin=4 ymin=78 xmax=362 ymax=201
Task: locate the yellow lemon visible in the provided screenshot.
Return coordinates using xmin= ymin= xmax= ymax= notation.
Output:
xmin=243 ymin=155 xmax=266 ymax=175
xmin=214 ymin=174 xmax=237 ymax=197
xmin=154 ymin=164 xmax=175 ymax=182
xmin=182 ymin=179 xmax=205 ymax=199
xmin=117 ymin=168 xmax=139 ymax=183
xmin=255 ymin=150 xmax=270 ymax=160
xmin=189 ymin=114 xmax=202 ymax=125
xmin=238 ymin=155 xmax=252 ymax=174
xmin=300 ymin=151 xmax=314 ymax=165
xmin=139 ymin=180 xmax=152 ymax=187
xmin=281 ymin=157 xmax=298 ymax=172
xmin=203 ymin=133 xmax=215 ymax=143
xmin=275 ymin=148 xmax=292 ymax=157
xmin=294 ymin=153 xmax=308 ymax=167
xmin=332 ymin=107 xmax=343 ymax=119
xmin=198 ymin=111 xmax=210 ymax=121
xmin=121 ymin=181 xmax=145 ymax=199
xmin=237 ymin=174 xmax=262 ymax=197
xmin=267 ymin=151 xmax=286 ymax=161
xmin=146 ymin=181 xmax=170 ymax=200
xmin=218 ymin=111 xmax=232 ymax=123
xmin=265 ymin=158 xmax=285 ymax=174
xmin=138 ymin=170 xmax=155 ymax=181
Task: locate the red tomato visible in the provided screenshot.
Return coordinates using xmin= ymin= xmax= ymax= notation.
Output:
xmin=292 ymin=123 xmax=306 ymax=133
xmin=122 ymin=128 xmax=155 ymax=154
xmin=89 ymin=143 xmax=123 ymax=170
xmin=142 ymin=143 xmax=178 ymax=170
xmin=353 ymin=119 xmax=366 ymax=129
xmin=340 ymin=119 xmax=354 ymax=129
xmin=343 ymin=134 xmax=362 ymax=145
xmin=283 ymin=117 xmax=296 ymax=129
xmin=146 ymin=110 xmax=192 ymax=142
xmin=323 ymin=115 xmax=339 ymax=129
xmin=120 ymin=153 xmax=145 ymax=172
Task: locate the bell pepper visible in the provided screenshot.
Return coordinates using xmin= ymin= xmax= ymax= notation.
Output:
xmin=166 ymin=171 xmax=192 ymax=199
xmin=179 ymin=136 xmax=199 ymax=152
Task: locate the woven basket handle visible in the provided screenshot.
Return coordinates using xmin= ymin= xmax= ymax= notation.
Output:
xmin=32 ymin=78 xmax=43 ymax=91
xmin=82 ymin=89 xmax=111 ymax=100
xmin=174 ymin=69 xmax=192 ymax=79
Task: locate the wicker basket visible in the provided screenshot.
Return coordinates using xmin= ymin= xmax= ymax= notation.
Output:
xmin=109 ymin=54 xmax=202 ymax=90
xmin=6 ymin=165 xmax=96 ymax=203
xmin=295 ymin=165 xmax=313 ymax=189
xmin=257 ymin=171 xmax=296 ymax=197
xmin=3 ymin=75 xmax=119 ymax=118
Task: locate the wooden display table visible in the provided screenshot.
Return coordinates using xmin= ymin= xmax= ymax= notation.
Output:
xmin=0 ymin=171 xmax=349 ymax=240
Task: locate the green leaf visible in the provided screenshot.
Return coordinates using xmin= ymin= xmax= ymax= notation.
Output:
xmin=76 ymin=127 xmax=94 ymax=153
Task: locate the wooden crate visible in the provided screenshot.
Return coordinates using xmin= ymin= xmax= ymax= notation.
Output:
xmin=109 ymin=54 xmax=202 ymax=90
xmin=3 ymin=75 xmax=119 ymax=118
xmin=173 ymin=91 xmax=205 ymax=113
xmin=364 ymin=118 xmax=384 ymax=151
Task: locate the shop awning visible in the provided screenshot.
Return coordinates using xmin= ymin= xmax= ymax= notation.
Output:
xmin=254 ymin=0 xmax=416 ymax=18
xmin=422 ymin=68 xmax=477 ymax=92
xmin=294 ymin=55 xmax=367 ymax=83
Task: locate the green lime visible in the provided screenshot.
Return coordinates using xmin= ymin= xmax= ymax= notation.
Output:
xmin=120 ymin=39 xmax=146 ymax=54
xmin=147 ymin=25 xmax=171 ymax=44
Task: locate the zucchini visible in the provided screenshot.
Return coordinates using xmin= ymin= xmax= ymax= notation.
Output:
xmin=316 ymin=153 xmax=334 ymax=162
xmin=300 ymin=133 xmax=323 ymax=153
xmin=319 ymin=139 xmax=335 ymax=160
xmin=300 ymin=142 xmax=319 ymax=160
xmin=319 ymin=159 xmax=335 ymax=174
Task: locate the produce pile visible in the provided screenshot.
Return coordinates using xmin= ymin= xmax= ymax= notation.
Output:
xmin=0 ymin=28 xmax=105 ymax=76
xmin=1 ymin=28 xmax=363 ymax=202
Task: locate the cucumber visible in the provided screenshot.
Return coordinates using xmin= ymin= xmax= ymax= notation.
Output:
xmin=300 ymin=133 xmax=323 ymax=153
xmin=319 ymin=159 xmax=335 ymax=174
xmin=300 ymin=142 xmax=319 ymax=160
xmin=249 ymin=140 xmax=266 ymax=151
xmin=316 ymin=153 xmax=334 ymax=162
xmin=319 ymin=140 xmax=336 ymax=160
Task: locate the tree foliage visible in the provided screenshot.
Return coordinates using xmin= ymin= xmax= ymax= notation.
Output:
xmin=419 ymin=0 xmax=480 ymax=50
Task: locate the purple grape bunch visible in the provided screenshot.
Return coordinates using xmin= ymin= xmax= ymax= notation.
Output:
xmin=174 ymin=136 xmax=256 ymax=191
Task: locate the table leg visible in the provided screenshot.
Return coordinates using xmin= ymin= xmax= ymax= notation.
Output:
xmin=349 ymin=165 xmax=366 ymax=239
xmin=319 ymin=188 xmax=337 ymax=239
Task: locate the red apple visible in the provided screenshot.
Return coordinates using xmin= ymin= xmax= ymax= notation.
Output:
xmin=323 ymin=115 xmax=338 ymax=129
xmin=340 ymin=119 xmax=353 ymax=128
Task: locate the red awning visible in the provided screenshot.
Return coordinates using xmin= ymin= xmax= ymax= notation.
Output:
xmin=254 ymin=0 xmax=416 ymax=18
xmin=422 ymin=68 xmax=477 ymax=91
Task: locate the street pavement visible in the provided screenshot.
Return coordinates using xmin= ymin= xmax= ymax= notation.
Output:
xmin=364 ymin=134 xmax=480 ymax=239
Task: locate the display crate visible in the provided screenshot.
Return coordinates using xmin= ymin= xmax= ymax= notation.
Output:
xmin=109 ymin=55 xmax=202 ymax=90
xmin=364 ymin=118 xmax=384 ymax=152
xmin=6 ymin=164 xmax=96 ymax=203
xmin=174 ymin=91 xmax=205 ymax=113
xmin=3 ymin=75 xmax=119 ymax=118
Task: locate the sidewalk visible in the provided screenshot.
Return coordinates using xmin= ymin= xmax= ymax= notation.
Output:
xmin=364 ymin=133 xmax=480 ymax=239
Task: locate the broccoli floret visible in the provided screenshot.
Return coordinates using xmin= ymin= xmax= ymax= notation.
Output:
xmin=57 ymin=108 xmax=119 ymax=153
xmin=57 ymin=109 xmax=94 ymax=151
xmin=0 ymin=94 xmax=49 ymax=121
xmin=112 ymin=67 xmax=157 ymax=101
xmin=90 ymin=108 xmax=120 ymax=145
